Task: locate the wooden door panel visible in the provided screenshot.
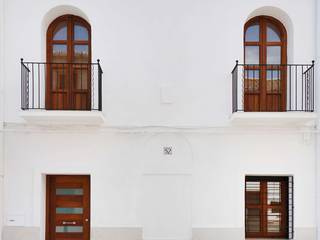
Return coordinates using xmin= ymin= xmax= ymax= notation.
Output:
xmin=55 ymin=215 xmax=83 ymax=222
xmin=50 ymin=93 xmax=69 ymax=110
xmin=56 ymin=196 xmax=83 ymax=207
xmin=71 ymin=65 xmax=91 ymax=110
xmin=56 ymin=238 xmax=83 ymax=240
xmin=56 ymin=233 xmax=83 ymax=239
xmin=266 ymin=94 xmax=282 ymax=111
xmin=73 ymin=93 xmax=89 ymax=110
xmin=55 ymin=219 xmax=83 ymax=226
xmin=244 ymin=16 xmax=287 ymax=111
xmin=46 ymin=15 xmax=91 ymax=110
xmin=244 ymin=94 xmax=260 ymax=111
xmin=46 ymin=175 xmax=90 ymax=240
xmin=56 ymin=237 xmax=83 ymax=240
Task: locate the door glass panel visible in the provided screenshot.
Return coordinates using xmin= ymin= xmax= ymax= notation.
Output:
xmin=74 ymin=24 xmax=89 ymax=40
xmin=74 ymin=68 xmax=88 ymax=90
xmin=245 ymin=46 xmax=259 ymax=64
xmin=245 ymin=70 xmax=260 ymax=80
xmin=53 ymin=22 xmax=67 ymax=40
xmin=245 ymin=24 xmax=259 ymax=42
xmin=246 ymin=208 xmax=260 ymax=232
xmin=267 ymin=182 xmax=281 ymax=205
xmin=267 ymin=23 xmax=281 ymax=42
xmin=56 ymin=188 xmax=83 ymax=195
xmin=56 ymin=226 xmax=83 ymax=233
xmin=56 ymin=207 xmax=83 ymax=214
xmin=267 ymin=208 xmax=281 ymax=232
xmin=245 ymin=70 xmax=260 ymax=93
xmin=267 ymin=46 xmax=281 ymax=64
xmin=52 ymin=45 xmax=68 ymax=63
xmin=74 ymin=45 xmax=89 ymax=63
xmin=267 ymin=70 xmax=281 ymax=93
xmin=51 ymin=67 xmax=67 ymax=90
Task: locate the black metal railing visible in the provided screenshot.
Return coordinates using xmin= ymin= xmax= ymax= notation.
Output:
xmin=232 ymin=61 xmax=314 ymax=112
xmin=21 ymin=59 xmax=103 ymax=111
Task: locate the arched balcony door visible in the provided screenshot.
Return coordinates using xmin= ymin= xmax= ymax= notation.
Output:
xmin=244 ymin=16 xmax=287 ymax=111
xmin=46 ymin=15 xmax=91 ymax=110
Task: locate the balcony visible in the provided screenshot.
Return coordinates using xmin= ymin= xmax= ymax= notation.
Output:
xmin=231 ymin=61 xmax=316 ymax=127
xmin=20 ymin=59 xmax=104 ymax=124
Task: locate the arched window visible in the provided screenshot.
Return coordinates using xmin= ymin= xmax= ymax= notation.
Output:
xmin=46 ymin=15 xmax=91 ymax=110
xmin=244 ymin=16 xmax=287 ymax=111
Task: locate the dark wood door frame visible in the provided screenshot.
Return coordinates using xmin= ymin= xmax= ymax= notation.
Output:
xmin=46 ymin=14 xmax=92 ymax=110
xmin=245 ymin=176 xmax=289 ymax=239
xmin=244 ymin=16 xmax=287 ymax=112
xmin=46 ymin=175 xmax=91 ymax=240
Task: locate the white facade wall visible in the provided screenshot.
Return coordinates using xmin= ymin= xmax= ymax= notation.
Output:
xmin=3 ymin=129 xmax=317 ymax=240
xmin=0 ymin=0 xmax=318 ymax=240
xmin=0 ymin=0 xmax=5 ymax=239
xmin=3 ymin=0 xmax=315 ymax=125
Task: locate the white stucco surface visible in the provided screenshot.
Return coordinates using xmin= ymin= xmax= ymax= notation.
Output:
xmin=0 ymin=0 xmax=318 ymax=240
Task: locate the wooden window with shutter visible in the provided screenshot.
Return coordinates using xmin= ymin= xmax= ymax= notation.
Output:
xmin=245 ymin=176 xmax=293 ymax=238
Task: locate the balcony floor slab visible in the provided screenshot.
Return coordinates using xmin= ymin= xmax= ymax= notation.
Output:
xmin=20 ymin=110 xmax=105 ymax=125
xmin=230 ymin=112 xmax=317 ymax=128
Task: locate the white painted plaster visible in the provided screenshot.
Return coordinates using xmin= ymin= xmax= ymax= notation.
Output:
xmin=0 ymin=1 xmax=318 ymax=240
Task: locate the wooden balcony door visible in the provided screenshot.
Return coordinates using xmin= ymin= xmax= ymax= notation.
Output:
xmin=46 ymin=175 xmax=90 ymax=240
xmin=244 ymin=16 xmax=287 ymax=111
xmin=245 ymin=176 xmax=289 ymax=238
xmin=46 ymin=15 xmax=91 ymax=110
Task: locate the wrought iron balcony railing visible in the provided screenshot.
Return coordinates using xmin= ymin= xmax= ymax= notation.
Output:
xmin=21 ymin=59 xmax=103 ymax=111
xmin=231 ymin=61 xmax=314 ymax=112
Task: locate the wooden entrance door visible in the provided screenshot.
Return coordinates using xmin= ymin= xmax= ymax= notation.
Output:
xmin=46 ymin=175 xmax=90 ymax=240
xmin=46 ymin=15 xmax=91 ymax=110
xmin=244 ymin=16 xmax=287 ymax=111
xmin=245 ymin=176 xmax=288 ymax=238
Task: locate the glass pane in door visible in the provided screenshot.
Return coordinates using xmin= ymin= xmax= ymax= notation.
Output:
xmin=56 ymin=207 xmax=83 ymax=214
xmin=52 ymin=44 xmax=68 ymax=63
xmin=74 ymin=68 xmax=88 ymax=90
xmin=245 ymin=70 xmax=260 ymax=92
xmin=245 ymin=46 xmax=260 ymax=64
xmin=51 ymin=67 xmax=67 ymax=90
xmin=56 ymin=226 xmax=83 ymax=233
xmin=74 ymin=45 xmax=89 ymax=63
xmin=267 ymin=23 xmax=281 ymax=42
xmin=267 ymin=208 xmax=281 ymax=233
xmin=53 ymin=22 xmax=67 ymax=40
xmin=245 ymin=24 xmax=259 ymax=42
xmin=267 ymin=70 xmax=281 ymax=93
xmin=56 ymin=188 xmax=84 ymax=195
xmin=267 ymin=46 xmax=281 ymax=64
xmin=74 ymin=24 xmax=89 ymax=40
xmin=267 ymin=181 xmax=281 ymax=205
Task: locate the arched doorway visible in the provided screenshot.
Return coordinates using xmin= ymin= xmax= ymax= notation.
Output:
xmin=244 ymin=16 xmax=287 ymax=111
xmin=46 ymin=15 xmax=91 ymax=110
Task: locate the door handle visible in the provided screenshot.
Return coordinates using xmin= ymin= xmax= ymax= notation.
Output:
xmin=62 ymin=221 xmax=76 ymax=225
xmin=85 ymin=219 xmax=89 ymax=222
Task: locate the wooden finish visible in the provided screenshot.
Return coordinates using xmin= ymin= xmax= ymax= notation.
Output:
xmin=245 ymin=176 xmax=288 ymax=239
xmin=46 ymin=15 xmax=92 ymax=110
xmin=244 ymin=16 xmax=287 ymax=112
xmin=46 ymin=175 xmax=90 ymax=240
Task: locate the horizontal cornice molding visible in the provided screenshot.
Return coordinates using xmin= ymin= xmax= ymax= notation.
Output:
xmin=1 ymin=122 xmax=317 ymax=134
